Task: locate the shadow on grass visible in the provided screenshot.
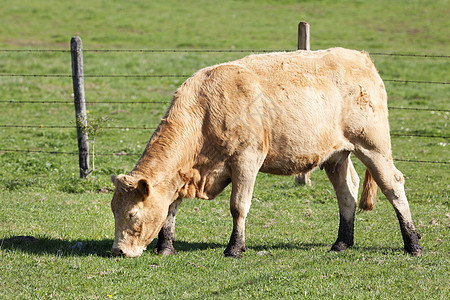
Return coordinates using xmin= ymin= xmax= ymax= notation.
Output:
xmin=167 ymin=240 xmax=226 ymax=253
xmin=0 ymin=235 xmax=114 ymax=257
xmin=250 ymin=242 xmax=330 ymax=252
xmin=1 ymin=235 xmax=404 ymax=257
xmin=250 ymin=242 xmax=404 ymax=254
xmin=0 ymin=235 xmax=225 ymax=257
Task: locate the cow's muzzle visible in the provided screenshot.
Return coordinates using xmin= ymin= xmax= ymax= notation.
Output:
xmin=111 ymin=245 xmax=146 ymax=258
xmin=112 ymin=247 xmax=124 ymax=257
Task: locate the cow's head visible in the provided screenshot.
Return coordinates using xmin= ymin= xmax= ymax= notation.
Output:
xmin=110 ymin=174 xmax=167 ymax=257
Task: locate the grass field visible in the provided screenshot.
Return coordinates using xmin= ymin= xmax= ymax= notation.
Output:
xmin=0 ymin=0 xmax=449 ymax=298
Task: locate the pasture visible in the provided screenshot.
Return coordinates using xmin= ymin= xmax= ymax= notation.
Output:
xmin=0 ymin=0 xmax=448 ymax=298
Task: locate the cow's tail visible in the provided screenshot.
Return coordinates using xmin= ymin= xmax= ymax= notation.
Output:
xmin=358 ymin=169 xmax=378 ymax=211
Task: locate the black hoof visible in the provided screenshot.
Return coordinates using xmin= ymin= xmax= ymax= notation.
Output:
xmin=224 ymin=246 xmax=246 ymax=258
xmin=154 ymin=246 xmax=175 ymax=256
xmin=330 ymin=241 xmax=351 ymax=252
xmin=406 ymin=245 xmax=423 ymax=257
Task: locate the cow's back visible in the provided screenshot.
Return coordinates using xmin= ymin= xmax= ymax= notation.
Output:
xmin=181 ymin=48 xmax=388 ymax=175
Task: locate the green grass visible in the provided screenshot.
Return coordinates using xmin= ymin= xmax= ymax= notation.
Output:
xmin=0 ymin=0 xmax=449 ymax=298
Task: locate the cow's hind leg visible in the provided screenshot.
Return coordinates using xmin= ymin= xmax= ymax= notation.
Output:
xmin=224 ymin=155 xmax=262 ymax=258
xmin=354 ymin=148 xmax=423 ymax=256
xmin=154 ymin=197 xmax=182 ymax=255
xmin=325 ymin=152 xmax=360 ymax=252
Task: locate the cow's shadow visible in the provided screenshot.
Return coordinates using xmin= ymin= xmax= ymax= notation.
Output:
xmin=0 ymin=235 xmax=318 ymax=257
xmin=0 ymin=235 xmax=225 ymax=257
xmin=1 ymin=235 xmax=403 ymax=257
xmin=0 ymin=236 xmax=115 ymax=257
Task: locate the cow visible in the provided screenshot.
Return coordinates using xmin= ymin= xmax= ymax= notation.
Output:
xmin=110 ymin=47 xmax=423 ymax=258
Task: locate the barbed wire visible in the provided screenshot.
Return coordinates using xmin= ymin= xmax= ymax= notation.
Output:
xmin=1 ymin=148 xmax=448 ymax=165
xmin=1 ymin=73 xmax=449 ymax=85
xmin=389 ymin=107 xmax=450 ymax=112
xmin=1 ymin=124 xmax=448 ymax=139
xmin=0 ymin=48 xmax=449 ymax=58
xmin=0 ymin=100 xmax=170 ymax=104
xmin=0 ymin=124 xmax=75 ymax=129
xmin=1 ymin=48 xmax=448 ymax=169
xmin=369 ymin=52 xmax=450 ymax=58
xmin=383 ymin=79 xmax=449 ymax=85
xmin=0 ymin=124 xmax=156 ymax=130
xmin=1 ymin=100 xmax=449 ymax=112
xmin=0 ymin=149 xmax=136 ymax=156
xmin=0 ymin=49 xmax=71 ymax=53
xmin=393 ymin=158 xmax=449 ymax=164
xmin=0 ymin=149 xmax=78 ymax=155
xmin=0 ymin=74 xmax=190 ymax=78
xmin=390 ymin=133 xmax=449 ymax=139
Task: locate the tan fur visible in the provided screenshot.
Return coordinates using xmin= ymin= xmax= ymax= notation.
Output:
xmin=110 ymin=47 xmax=421 ymax=257
xmin=359 ymin=169 xmax=378 ymax=211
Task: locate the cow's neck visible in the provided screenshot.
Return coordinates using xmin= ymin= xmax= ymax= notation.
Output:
xmin=133 ymin=121 xmax=198 ymax=177
xmin=130 ymin=96 xmax=204 ymax=198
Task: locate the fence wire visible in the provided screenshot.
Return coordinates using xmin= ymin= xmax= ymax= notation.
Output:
xmin=0 ymin=100 xmax=170 ymax=104
xmin=0 ymin=48 xmax=449 ymax=58
xmin=0 ymin=74 xmax=191 ymax=78
xmin=1 ymin=100 xmax=449 ymax=113
xmin=1 ymin=124 xmax=448 ymax=140
xmin=1 ymin=48 xmax=448 ymax=167
xmin=1 ymin=73 xmax=449 ymax=84
xmin=1 ymin=149 xmax=448 ymax=165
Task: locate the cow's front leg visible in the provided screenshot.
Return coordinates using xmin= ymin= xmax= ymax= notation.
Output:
xmin=224 ymin=156 xmax=261 ymax=258
xmin=155 ymin=197 xmax=182 ymax=255
xmin=324 ymin=153 xmax=359 ymax=252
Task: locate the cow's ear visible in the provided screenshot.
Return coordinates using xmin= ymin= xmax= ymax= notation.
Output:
xmin=110 ymin=174 xmax=138 ymax=192
xmin=137 ymin=178 xmax=152 ymax=198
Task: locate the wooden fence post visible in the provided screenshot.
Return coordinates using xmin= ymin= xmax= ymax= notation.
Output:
xmin=298 ymin=21 xmax=310 ymax=51
xmin=295 ymin=22 xmax=312 ymax=186
xmin=71 ymin=36 xmax=90 ymax=178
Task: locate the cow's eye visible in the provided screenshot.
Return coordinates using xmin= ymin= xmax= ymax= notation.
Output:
xmin=129 ymin=210 xmax=138 ymax=220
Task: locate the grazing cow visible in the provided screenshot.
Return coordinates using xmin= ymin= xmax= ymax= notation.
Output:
xmin=110 ymin=47 xmax=423 ymax=258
